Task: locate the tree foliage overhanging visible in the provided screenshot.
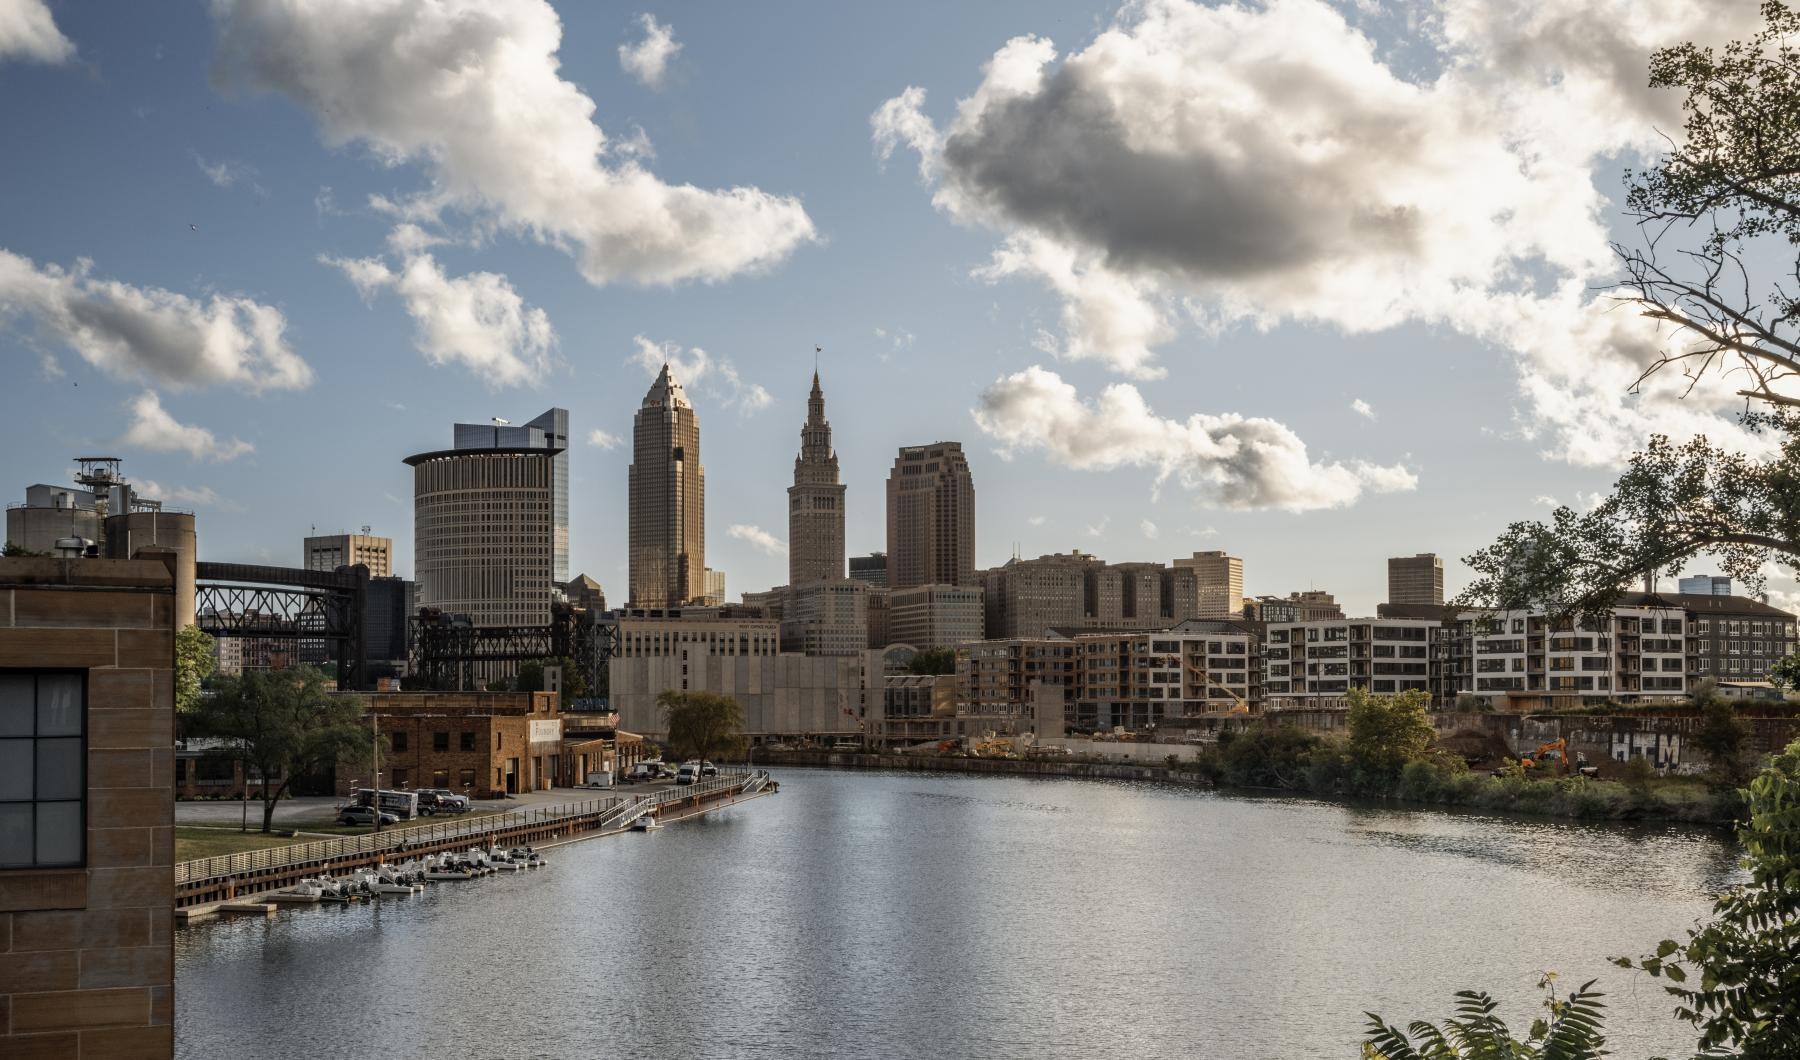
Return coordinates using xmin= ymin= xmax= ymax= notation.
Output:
xmin=659 ymin=689 xmax=745 ymax=762
xmin=185 ymin=665 xmax=366 ymax=832
xmin=1462 ymin=1 xmax=1800 ymax=621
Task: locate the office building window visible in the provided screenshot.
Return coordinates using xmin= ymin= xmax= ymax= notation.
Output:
xmin=0 ymin=672 xmax=86 ymax=869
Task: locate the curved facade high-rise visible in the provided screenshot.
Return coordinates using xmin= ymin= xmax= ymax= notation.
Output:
xmin=788 ymin=371 xmax=845 ymax=585
xmin=628 ymin=364 xmax=706 ymax=607
xmin=406 ymin=447 xmax=558 ymax=627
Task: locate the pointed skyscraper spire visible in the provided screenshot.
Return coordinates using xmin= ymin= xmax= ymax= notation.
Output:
xmin=790 ymin=366 xmax=845 ymax=584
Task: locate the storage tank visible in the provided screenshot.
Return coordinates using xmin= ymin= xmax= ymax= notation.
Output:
xmin=6 ymin=501 xmax=102 ymax=556
xmin=105 ymin=510 xmax=197 ymax=627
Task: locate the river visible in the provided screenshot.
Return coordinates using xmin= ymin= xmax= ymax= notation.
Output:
xmin=175 ymin=768 xmax=1741 ymax=1059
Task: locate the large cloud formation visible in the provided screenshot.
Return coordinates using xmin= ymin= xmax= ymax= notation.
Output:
xmin=211 ymin=0 xmax=814 ymax=287
xmin=0 ymin=249 xmax=311 ymax=391
xmin=975 ymin=366 xmax=1416 ymax=511
xmin=120 ymin=391 xmax=254 ymax=462
xmin=324 ymin=228 xmax=555 ymax=389
xmin=0 ymin=0 xmax=74 ymax=64
xmin=876 ymin=0 xmax=1767 ymax=474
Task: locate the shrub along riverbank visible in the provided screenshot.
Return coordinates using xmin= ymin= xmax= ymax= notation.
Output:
xmin=1166 ymin=689 xmax=1743 ymax=825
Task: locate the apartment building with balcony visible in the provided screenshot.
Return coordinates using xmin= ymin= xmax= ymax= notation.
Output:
xmin=961 ymin=619 xmax=1258 ymax=732
xmin=1462 ymin=603 xmax=1688 ymax=706
xmin=1262 ymin=618 xmax=1440 ymax=706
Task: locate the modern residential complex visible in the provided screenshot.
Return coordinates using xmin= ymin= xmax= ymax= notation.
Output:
xmin=628 ymin=365 xmax=706 ymax=607
xmin=1387 ymin=553 xmax=1444 ymax=607
xmin=886 ymin=442 xmax=975 ymax=590
xmin=303 ymin=530 xmax=393 ymax=577
xmin=961 ymin=620 xmax=1258 ymax=731
xmin=1631 ymin=591 xmax=1797 ymax=682
xmin=1263 ymin=617 xmax=1440 ymax=704
xmin=1678 ymin=575 xmax=1732 ymax=596
xmin=788 ymin=372 xmax=846 ymax=585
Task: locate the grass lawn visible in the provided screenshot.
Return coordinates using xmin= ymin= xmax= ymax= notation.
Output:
xmin=175 ymin=826 xmax=311 ymax=862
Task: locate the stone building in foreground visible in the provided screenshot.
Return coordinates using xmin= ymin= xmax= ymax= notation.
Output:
xmin=0 ymin=556 xmax=179 ymax=1059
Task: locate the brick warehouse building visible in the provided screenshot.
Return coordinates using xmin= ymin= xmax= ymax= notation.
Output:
xmin=1 ymin=556 xmax=178 ymax=1059
xmin=338 ymin=692 xmax=569 ymax=798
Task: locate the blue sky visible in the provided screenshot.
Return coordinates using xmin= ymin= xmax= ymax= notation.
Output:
xmin=0 ymin=0 xmax=1774 ymax=614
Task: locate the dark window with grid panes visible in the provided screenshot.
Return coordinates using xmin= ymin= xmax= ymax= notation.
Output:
xmin=0 ymin=672 xmax=85 ymax=868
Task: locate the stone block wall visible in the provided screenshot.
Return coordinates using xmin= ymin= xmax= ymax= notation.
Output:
xmin=0 ymin=558 xmax=175 ymax=1059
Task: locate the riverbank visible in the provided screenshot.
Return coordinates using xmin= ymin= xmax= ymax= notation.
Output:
xmin=757 ymin=749 xmax=1739 ymax=825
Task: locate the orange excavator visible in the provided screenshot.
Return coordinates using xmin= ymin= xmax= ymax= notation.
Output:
xmin=1519 ymin=739 xmax=1600 ymax=777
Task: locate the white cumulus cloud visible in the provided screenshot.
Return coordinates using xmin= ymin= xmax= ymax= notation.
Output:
xmin=874 ymin=0 xmax=1768 ymax=465
xmin=629 ymin=335 xmax=770 ymax=414
xmin=618 ymin=13 xmax=680 ymax=88
xmin=973 ymin=366 xmax=1416 ymax=512
xmin=133 ymin=480 xmax=233 ymax=510
xmin=728 ymin=524 xmax=786 ymax=557
xmin=0 ymin=0 xmax=75 ymax=64
xmin=323 ymin=248 xmax=554 ymax=389
xmin=0 ymin=248 xmax=311 ymax=391
xmin=586 ymin=428 xmax=622 ymax=449
xmin=120 ymin=391 xmax=254 ymax=461
xmin=1140 ymin=519 xmax=1158 ymax=539
xmin=211 ymin=0 xmax=814 ymax=287
xmin=1351 ymin=398 xmax=1376 ymax=421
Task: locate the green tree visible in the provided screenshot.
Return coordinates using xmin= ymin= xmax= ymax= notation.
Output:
xmin=1347 ymin=688 xmax=1436 ymax=791
xmin=906 ymin=646 xmax=958 ymax=676
xmin=1363 ymin=975 xmax=1608 ymax=1060
xmin=1771 ymin=653 xmax=1800 ymax=695
xmin=660 ymin=690 xmax=745 ymax=762
xmin=1461 ymin=3 xmax=1800 ymax=620
xmin=1694 ymin=696 xmax=1755 ymax=791
xmin=514 ymin=656 xmax=588 ymax=698
xmin=2 ymin=540 xmax=49 ymax=557
xmin=186 ymin=666 xmax=367 ymax=832
xmin=174 ymin=625 xmax=215 ymax=714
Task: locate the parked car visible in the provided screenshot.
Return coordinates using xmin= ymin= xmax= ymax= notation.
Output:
xmin=422 ymin=788 xmax=471 ymax=813
xmin=414 ymin=790 xmax=442 ymax=815
xmin=338 ymin=806 xmax=399 ymax=826
xmin=629 ymin=762 xmax=660 ymax=782
xmin=675 ymin=763 xmax=699 ymax=785
xmin=699 ymin=760 xmax=718 ymax=777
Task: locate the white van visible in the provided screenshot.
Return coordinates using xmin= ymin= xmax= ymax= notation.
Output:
xmin=675 ymin=762 xmax=699 ymax=785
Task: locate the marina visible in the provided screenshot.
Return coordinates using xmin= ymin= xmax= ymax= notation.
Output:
xmin=175 ymin=771 xmax=772 ymax=921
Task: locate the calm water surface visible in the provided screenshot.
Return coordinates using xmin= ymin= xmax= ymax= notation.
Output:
xmin=176 ymin=769 xmax=1741 ymax=1059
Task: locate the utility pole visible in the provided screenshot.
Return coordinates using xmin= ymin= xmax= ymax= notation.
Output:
xmin=370 ymin=708 xmax=383 ymax=835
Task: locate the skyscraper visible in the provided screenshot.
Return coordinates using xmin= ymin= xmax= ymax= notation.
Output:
xmin=789 ymin=371 xmax=846 ymax=585
xmin=452 ymin=408 xmax=569 ymax=585
xmin=886 ymin=442 xmax=975 ymax=589
xmin=1387 ymin=553 xmax=1445 ymax=606
xmin=405 ymin=441 xmax=557 ymax=628
xmin=629 ymin=363 xmax=706 ymax=607
xmin=1172 ymin=551 xmax=1243 ymax=619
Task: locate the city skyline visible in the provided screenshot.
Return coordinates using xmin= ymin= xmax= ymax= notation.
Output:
xmin=0 ymin=0 xmax=1784 ymax=618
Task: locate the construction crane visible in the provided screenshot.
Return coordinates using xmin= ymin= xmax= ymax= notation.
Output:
xmin=1184 ymin=659 xmax=1250 ymax=713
